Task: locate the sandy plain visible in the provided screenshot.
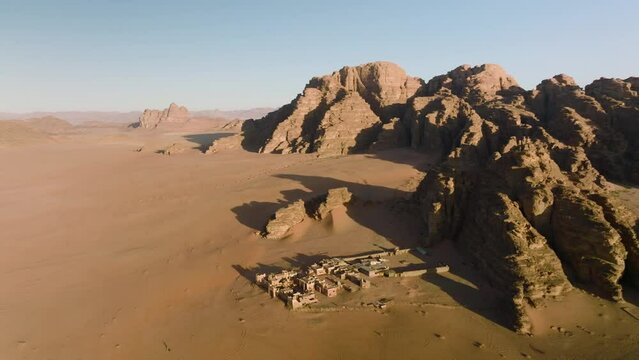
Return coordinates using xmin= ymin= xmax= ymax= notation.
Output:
xmin=1 ymin=124 xmax=639 ymax=360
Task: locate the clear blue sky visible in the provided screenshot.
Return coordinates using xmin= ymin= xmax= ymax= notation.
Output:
xmin=1 ymin=0 xmax=637 ymax=112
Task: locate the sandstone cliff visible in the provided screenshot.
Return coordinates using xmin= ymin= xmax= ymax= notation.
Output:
xmin=242 ymin=62 xmax=422 ymax=156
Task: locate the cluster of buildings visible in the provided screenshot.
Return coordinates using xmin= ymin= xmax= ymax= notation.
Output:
xmin=255 ymin=247 xmax=449 ymax=310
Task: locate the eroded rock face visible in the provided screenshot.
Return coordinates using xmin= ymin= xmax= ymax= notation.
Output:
xmin=138 ymin=103 xmax=190 ymax=129
xmin=458 ymin=189 xmax=571 ymax=333
xmin=584 ymin=78 xmax=639 ymax=182
xmin=370 ymin=117 xmax=409 ymax=151
xmin=413 ymin=64 xmax=639 ymax=333
xmin=312 ymin=93 xmax=382 ymax=157
xmin=424 ymin=64 xmax=523 ymax=102
xmin=530 ymin=75 xmax=630 ymax=181
xmin=551 ymin=187 xmax=626 ymax=301
xmin=243 ymin=62 xmax=423 ymax=155
xmin=242 ymin=63 xmax=639 ymax=183
xmin=403 ymin=90 xmax=482 ymax=157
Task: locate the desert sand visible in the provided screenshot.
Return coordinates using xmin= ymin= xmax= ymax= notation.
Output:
xmin=1 ymin=123 xmax=639 ymax=360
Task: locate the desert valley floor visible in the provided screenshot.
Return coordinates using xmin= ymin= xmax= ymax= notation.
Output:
xmin=2 ymin=126 xmax=639 ymax=360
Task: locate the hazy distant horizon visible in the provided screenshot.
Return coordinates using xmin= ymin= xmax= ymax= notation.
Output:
xmin=0 ymin=106 xmax=277 ymax=125
xmin=1 ymin=0 xmax=638 ymax=112
xmin=0 ymin=106 xmax=276 ymax=116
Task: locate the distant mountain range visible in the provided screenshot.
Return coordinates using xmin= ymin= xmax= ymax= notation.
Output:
xmin=0 ymin=107 xmax=275 ymax=125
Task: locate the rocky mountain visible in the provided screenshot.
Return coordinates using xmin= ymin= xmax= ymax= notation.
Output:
xmin=239 ymin=61 xmax=639 ymax=333
xmin=408 ymin=65 xmax=639 ymax=333
xmin=240 ymin=61 xmax=423 ymax=156
xmin=239 ymin=62 xmax=639 ymax=183
xmin=137 ymin=103 xmax=191 ymax=129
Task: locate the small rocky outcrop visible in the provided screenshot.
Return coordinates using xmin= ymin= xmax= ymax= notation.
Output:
xmin=221 ymin=119 xmax=244 ymax=130
xmin=264 ymin=200 xmax=306 ymax=240
xmin=306 ymin=187 xmax=353 ymax=220
xmin=205 ymin=134 xmax=244 ymax=154
xmin=263 ymin=188 xmax=353 ymax=239
xmin=138 ymin=103 xmax=190 ymax=129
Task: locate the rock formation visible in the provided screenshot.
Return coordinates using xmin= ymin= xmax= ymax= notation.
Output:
xmin=584 ymin=77 xmax=639 ymax=182
xmin=263 ymin=188 xmax=353 ymax=239
xmin=249 ymin=61 xmax=639 ymax=333
xmin=412 ymin=64 xmax=639 ymax=333
xmin=306 ymin=187 xmax=353 ymax=220
xmin=221 ymin=119 xmax=244 ymax=131
xmin=240 ymin=63 xmax=638 ymax=184
xmin=264 ymin=200 xmax=306 ymax=240
xmin=138 ymin=103 xmax=190 ymax=129
xmin=242 ymin=62 xmax=422 ymax=155
xmin=205 ymin=134 xmax=243 ymax=154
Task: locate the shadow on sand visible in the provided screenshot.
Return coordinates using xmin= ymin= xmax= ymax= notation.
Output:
xmin=183 ymin=133 xmax=234 ymax=152
xmin=233 ymin=253 xmax=331 ymax=284
xmin=232 ymin=248 xmax=510 ymax=330
xmin=232 ymin=263 xmax=287 ymax=283
xmin=230 ymin=167 xmax=513 ymax=331
xmin=230 ymin=173 xmax=421 ymax=247
xmin=424 ymin=272 xmax=511 ymax=329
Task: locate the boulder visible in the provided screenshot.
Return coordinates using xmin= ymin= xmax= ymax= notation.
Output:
xmin=263 ymin=188 xmax=353 ymax=239
xmin=264 ymin=200 xmax=306 ymax=240
xmin=307 ymin=187 xmax=353 ymax=220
